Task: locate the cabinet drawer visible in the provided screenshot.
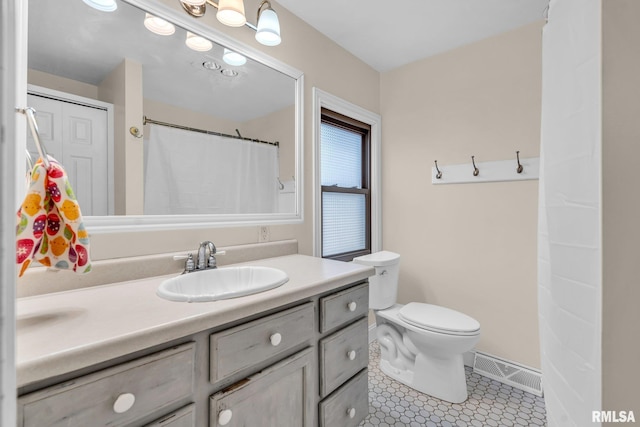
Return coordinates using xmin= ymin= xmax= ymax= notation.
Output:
xmin=319 ymin=317 xmax=369 ymax=397
xmin=210 ymin=302 xmax=314 ymax=384
xmin=210 ymin=347 xmax=315 ymax=427
xmin=320 ymin=369 xmax=368 ymax=427
xmin=319 ymin=282 xmax=368 ymax=333
xmin=145 ymin=404 xmax=195 ymax=427
xmin=19 ymin=343 xmax=195 ymax=427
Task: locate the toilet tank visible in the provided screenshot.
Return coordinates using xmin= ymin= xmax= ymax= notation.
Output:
xmin=353 ymin=251 xmax=400 ymax=310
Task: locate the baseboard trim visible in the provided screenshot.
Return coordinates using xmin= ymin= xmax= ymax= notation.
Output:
xmin=369 ymin=323 xmax=377 ymax=343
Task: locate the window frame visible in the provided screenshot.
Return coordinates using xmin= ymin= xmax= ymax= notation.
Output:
xmin=320 ymin=108 xmax=372 ymax=261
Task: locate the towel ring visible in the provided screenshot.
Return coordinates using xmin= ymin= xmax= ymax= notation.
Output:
xmin=516 ymin=151 xmax=524 ymax=174
xmin=471 ymin=156 xmax=479 ymax=176
xmin=17 ymin=107 xmax=51 ymax=170
xmin=434 ymin=160 xmax=443 ymax=179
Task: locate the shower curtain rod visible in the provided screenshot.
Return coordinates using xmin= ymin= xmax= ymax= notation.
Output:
xmin=143 ymin=116 xmax=279 ymax=147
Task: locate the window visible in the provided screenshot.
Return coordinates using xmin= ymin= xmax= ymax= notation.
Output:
xmin=320 ymin=109 xmax=371 ymax=261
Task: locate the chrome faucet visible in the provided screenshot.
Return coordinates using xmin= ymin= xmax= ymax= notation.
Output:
xmin=196 ymin=241 xmax=218 ymax=270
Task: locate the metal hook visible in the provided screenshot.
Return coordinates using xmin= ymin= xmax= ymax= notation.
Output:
xmin=129 ymin=126 xmax=143 ymax=139
xmin=434 ymin=160 xmax=443 ymax=179
xmin=471 ymin=156 xmax=479 ymax=176
xmin=516 ymin=151 xmax=524 ymax=174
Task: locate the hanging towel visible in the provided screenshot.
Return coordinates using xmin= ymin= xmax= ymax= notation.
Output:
xmin=16 ymin=157 xmax=91 ymax=277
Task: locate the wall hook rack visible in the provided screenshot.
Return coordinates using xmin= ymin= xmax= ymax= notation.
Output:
xmin=471 ymin=156 xmax=480 ymax=176
xmin=431 ymin=155 xmax=539 ymax=185
xmin=434 ymin=160 xmax=443 ymax=179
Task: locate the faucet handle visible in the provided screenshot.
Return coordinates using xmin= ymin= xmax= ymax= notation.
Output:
xmin=174 ymin=253 xmax=195 ymax=273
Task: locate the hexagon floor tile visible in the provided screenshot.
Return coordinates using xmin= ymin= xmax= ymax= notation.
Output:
xmin=358 ymin=341 xmax=547 ymax=427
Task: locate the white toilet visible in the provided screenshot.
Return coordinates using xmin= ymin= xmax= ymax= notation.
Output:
xmin=354 ymin=251 xmax=480 ymax=403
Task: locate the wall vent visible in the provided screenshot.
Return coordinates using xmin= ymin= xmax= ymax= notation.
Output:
xmin=473 ymin=352 xmax=543 ymax=397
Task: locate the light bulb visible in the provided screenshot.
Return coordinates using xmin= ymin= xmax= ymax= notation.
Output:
xmin=256 ymin=7 xmax=281 ymax=46
xmin=185 ymin=32 xmax=213 ymax=52
xmin=223 ymin=48 xmax=247 ymax=66
xmin=217 ymin=0 xmax=246 ymax=27
xmin=144 ymin=13 xmax=175 ymax=36
xmin=82 ymin=0 xmax=117 ymax=12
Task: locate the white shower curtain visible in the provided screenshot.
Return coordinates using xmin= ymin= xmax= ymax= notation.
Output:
xmin=144 ymin=124 xmax=279 ymax=215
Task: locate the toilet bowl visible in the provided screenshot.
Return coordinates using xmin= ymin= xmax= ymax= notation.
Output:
xmin=353 ymin=251 xmax=481 ymax=403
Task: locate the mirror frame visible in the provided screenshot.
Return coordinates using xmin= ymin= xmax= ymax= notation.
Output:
xmin=20 ymin=0 xmax=304 ymax=233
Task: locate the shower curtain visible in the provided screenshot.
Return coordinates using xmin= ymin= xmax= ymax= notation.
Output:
xmin=538 ymin=0 xmax=603 ymax=425
xmin=144 ymin=124 xmax=279 ymax=215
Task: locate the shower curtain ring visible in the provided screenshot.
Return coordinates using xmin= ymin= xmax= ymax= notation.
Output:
xmin=516 ymin=151 xmax=524 ymax=174
xmin=434 ymin=160 xmax=443 ymax=179
xmin=471 ymin=156 xmax=479 ymax=176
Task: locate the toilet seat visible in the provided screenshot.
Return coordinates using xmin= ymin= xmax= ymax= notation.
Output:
xmin=398 ymin=302 xmax=480 ymax=336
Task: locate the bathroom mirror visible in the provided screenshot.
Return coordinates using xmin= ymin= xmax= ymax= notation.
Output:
xmin=26 ymin=0 xmax=303 ymax=232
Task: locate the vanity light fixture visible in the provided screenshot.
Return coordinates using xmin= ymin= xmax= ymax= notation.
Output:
xmin=223 ymin=48 xmax=247 ymax=66
xmin=217 ymin=0 xmax=246 ymax=27
xmin=255 ymin=1 xmax=281 ymax=46
xmin=179 ymin=0 xmax=282 ymax=46
xmin=144 ymin=13 xmax=176 ymax=35
xmin=185 ymin=31 xmax=213 ymax=51
xmin=82 ymin=0 xmax=117 ymax=12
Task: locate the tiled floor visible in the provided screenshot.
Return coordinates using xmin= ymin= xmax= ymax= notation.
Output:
xmin=359 ymin=341 xmax=547 ymax=427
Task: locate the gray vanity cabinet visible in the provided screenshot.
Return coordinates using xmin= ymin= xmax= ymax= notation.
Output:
xmin=209 ymin=348 xmax=315 ymax=427
xmin=17 ymin=280 xmax=370 ymax=427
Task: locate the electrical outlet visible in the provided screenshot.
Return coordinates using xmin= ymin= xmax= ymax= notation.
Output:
xmin=258 ymin=226 xmax=270 ymax=242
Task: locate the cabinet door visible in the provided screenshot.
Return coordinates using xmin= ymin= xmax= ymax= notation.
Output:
xmin=210 ymin=348 xmax=314 ymax=427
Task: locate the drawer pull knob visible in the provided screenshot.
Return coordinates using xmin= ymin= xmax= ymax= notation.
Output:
xmin=113 ymin=393 xmax=135 ymax=414
xmin=347 ymin=350 xmax=356 ymax=360
xmin=347 ymin=407 xmax=356 ymax=418
xmin=218 ymin=409 xmax=233 ymax=425
xmin=347 ymin=301 xmax=357 ymax=312
xmin=270 ymin=332 xmax=282 ymax=346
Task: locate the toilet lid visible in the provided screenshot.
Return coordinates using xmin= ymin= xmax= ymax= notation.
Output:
xmin=398 ymin=302 xmax=480 ymax=335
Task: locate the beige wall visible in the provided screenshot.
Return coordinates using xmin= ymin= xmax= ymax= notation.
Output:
xmin=602 ymin=0 xmax=640 ymax=417
xmin=98 ymin=59 xmax=144 ymax=215
xmin=380 ymin=22 xmax=543 ymax=368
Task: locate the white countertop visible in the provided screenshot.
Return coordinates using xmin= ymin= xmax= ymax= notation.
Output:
xmin=16 ymin=254 xmax=374 ymax=389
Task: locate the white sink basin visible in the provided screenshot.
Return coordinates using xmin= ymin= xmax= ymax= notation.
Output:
xmin=156 ymin=266 xmax=289 ymax=302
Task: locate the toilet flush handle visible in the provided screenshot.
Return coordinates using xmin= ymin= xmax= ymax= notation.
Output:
xmin=377 ymin=269 xmax=388 ymax=276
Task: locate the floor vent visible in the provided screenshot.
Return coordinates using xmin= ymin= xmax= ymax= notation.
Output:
xmin=473 ymin=352 xmax=543 ymax=397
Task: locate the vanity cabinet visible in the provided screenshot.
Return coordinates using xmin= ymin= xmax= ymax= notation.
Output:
xmin=17 ymin=280 xmax=369 ymax=427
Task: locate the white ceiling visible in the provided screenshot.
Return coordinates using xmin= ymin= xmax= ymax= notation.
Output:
xmin=275 ymin=0 xmax=549 ymax=72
